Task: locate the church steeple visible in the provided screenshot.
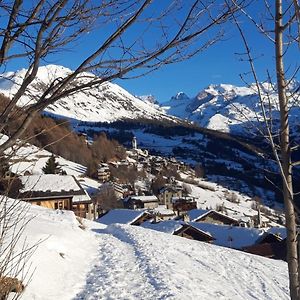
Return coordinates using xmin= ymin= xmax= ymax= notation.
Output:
xmin=132 ymin=136 xmax=137 ymax=150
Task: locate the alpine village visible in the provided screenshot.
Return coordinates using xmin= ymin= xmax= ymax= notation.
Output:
xmin=0 ymin=1 xmax=299 ymax=300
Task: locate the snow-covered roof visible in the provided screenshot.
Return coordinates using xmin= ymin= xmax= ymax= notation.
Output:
xmin=20 ymin=174 xmax=81 ymax=193
xmin=10 ymin=174 xmax=91 ymax=202
xmin=172 ymin=196 xmax=195 ymax=204
xmin=187 ymin=209 xmax=238 ymax=223
xmin=190 ymin=222 xmax=263 ymax=249
xmin=153 ymin=205 xmax=175 ymax=216
xmin=97 ymin=209 xmax=148 ymax=225
xmin=141 ymin=220 xmax=214 ymax=240
xmin=72 ymin=190 xmax=91 ymax=203
xmin=187 ymin=209 xmax=210 ymax=222
xmin=266 ymin=226 xmax=287 ymax=239
xmin=158 ymin=185 xmax=182 ymax=194
xmin=130 ymin=195 xmax=158 ymax=203
xmin=141 ymin=220 xmax=184 ymax=234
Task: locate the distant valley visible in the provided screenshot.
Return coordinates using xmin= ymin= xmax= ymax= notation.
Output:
xmin=1 ymin=64 xmax=300 ymax=205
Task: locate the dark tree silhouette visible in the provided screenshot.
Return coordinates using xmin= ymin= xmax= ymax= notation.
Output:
xmin=42 ymin=154 xmax=64 ymax=174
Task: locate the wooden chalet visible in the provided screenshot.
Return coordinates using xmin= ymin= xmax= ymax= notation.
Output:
xmin=132 ymin=212 xmax=153 ymax=225
xmin=243 ymin=238 xmax=286 ymax=261
xmin=123 ymin=195 xmax=159 ymax=210
xmin=173 ymin=224 xmax=215 ymax=243
xmin=255 ymin=232 xmax=283 ymax=244
xmin=153 ymin=205 xmax=176 ymax=221
xmin=97 ymin=163 xmax=110 ymax=182
xmin=191 ymin=209 xmax=240 ymax=226
xmin=7 ymin=174 xmax=94 ymax=220
xmin=172 ymin=198 xmax=197 ymax=215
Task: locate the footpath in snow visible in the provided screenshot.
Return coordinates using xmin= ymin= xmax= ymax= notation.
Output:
xmin=9 ymin=200 xmax=288 ymax=300
xmin=74 ymin=224 xmax=289 ymax=300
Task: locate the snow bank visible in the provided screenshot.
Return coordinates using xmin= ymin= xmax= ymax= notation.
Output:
xmin=3 ymin=198 xmax=104 ymax=300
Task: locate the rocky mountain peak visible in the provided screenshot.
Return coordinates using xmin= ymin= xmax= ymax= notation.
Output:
xmin=171 ymin=92 xmax=190 ymax=101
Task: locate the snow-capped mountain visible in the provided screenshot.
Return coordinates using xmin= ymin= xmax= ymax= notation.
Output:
xmin=0 ymin=65 xmax=177 ymax=123
xmin=171 ymin=92 xmax=190 ymax=101
xmin=162 ymin=82 xmax=300 ymax=135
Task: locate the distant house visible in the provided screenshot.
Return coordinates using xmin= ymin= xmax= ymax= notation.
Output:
xmin=123 ymin=195 xmax=159 ymax=210
xmin=141 ymin=220 xmax=214 ymax=243
xmin=255 ymin=232 xmax=283 ymax=245
xmin=97 ymin=209 xmax=152 ymax=226
xmin=153 ymin=205 xmax=176 ymax=221
xmin=98 ymin=163 xmax=110 ymax=182
xmin=173 ymin=224 xmax=215 ymax=243
xmin=188 ymin=209 xmax=239 ymax=226
xmin=111 ymin=182 xmax=125 ymax=199
xmin=7 ymin=174 xmax=94 ymax=219
xmin=158 ymin=186 xmax=183 ymax=208
xmin=243 ymin=236 xmax=286 ymax=261
xmin=190 ymin=221 xmax=262 ymax=250
xmin=172 ymin=197 xmax=197 ymax=215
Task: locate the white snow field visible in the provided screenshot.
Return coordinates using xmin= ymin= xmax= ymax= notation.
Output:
xmin=5 ymin=199 xmax=289 ymax=300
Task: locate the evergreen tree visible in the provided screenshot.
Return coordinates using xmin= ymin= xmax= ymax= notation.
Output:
xmin=42 ymin=154 xmax=63 ymax=174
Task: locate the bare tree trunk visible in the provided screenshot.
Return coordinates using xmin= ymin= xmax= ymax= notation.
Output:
xmin=275 ymin=0 xmax=299 ymax=298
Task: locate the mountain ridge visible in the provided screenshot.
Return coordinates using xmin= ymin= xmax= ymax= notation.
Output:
xmin=0 ymin=64 xmax=178 ymax=124
xmin=162 ymin=81 xmax=300 ymax=135
xmin=1 ymin=64 xmax=299 ymax=138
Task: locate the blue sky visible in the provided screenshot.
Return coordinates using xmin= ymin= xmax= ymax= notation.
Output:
xmin=2 ymin=1 xmax=299 ymax=103
xmin=113 ymin=28 xmax=290 ymax=103
xmin=112 ymin=0 xmax=299 ymax=103
xmin=115 ymin=37 xmax=255 ymax=102
xmin=77 ymin=1 xmax=299 ymax=103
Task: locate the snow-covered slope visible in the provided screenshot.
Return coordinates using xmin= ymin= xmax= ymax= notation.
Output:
xmin=0 ymin=65 xmax=176 ymax=123
xmin=6 ymin=198 xmax=289 ymax=300
xmin=0 ymin=134 xmax=100 ymax=194
xmin=162 ymin=82 xmax=300 ymax=134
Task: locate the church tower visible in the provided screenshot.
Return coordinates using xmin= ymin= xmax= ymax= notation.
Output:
xmin=132 ymin=136 xmax=137 ymax=150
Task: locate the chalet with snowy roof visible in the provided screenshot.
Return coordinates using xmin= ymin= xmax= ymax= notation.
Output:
xmin=123 ymin=195 xmax=159 ymax=210
xmin=111 ymin=182 xmax=127 ymax=199
xmin=174 ymin=224 xmax=215 ymax=243
xmin=100 ymin=182 xmax=131 ymax=200
xmin=243 ymin=233 xmax=286 ymax=260
xmin=153 ymin=205 xmax=176 ymax=221
xmin=97 ymin=209 xmax=152 ymax=226
xmin=172 ymin=197 xmax=197 ymax=215
xmin=255 ymin=232 xmax=283 ymax=245
xmin=97 ymin=163 xmax=110 ymax=182
xmin=158 ymin=185 xmax=183 ymax=208
xmin=141 ymin=220 xmax=214 ymax=243
xmin=7 ymin=174 xmax=94 ymax=219
xmin=190 ymin=221 xmax=263 ymax=250
xmin=168 ymin=157 xmax=183 ymax=171
xmin=188 ymin=209 xmax=239 ymax=226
